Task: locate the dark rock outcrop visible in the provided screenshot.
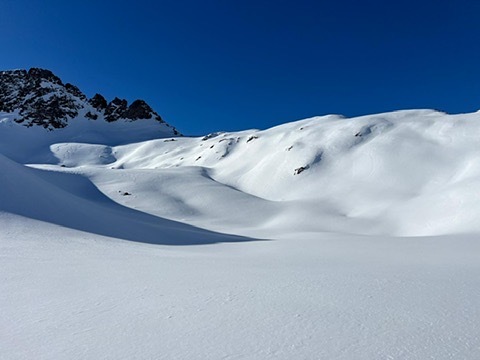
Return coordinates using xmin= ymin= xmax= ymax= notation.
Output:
xmin=0 ymin=68 xmax=85 ymax=128
xmin=103 ymin=97 xmax=165 ymax=123
xmin=65 ymin=83 xmax=87 ymax=101
xmin=123 ymin=99 xmax=160 ymax=121
xmin=294 ymin=166 xmax=309 ymax=175
xmin=89 ymin=93 xmax=108 ymax=110
xmin=105 ymin=97 xmax=128 ymax=122
xmin=28 ymin=68 xmax=62 ymax=84
xmin=0 ymin=67 xmax=179 ymax=134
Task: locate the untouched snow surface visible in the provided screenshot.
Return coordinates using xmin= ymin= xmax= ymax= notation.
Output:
xmin=2 ymin=109 xmax=480 ymax=359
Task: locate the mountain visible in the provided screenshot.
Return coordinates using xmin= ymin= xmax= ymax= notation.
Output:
xmin=0 ymin=67 xmax=179 ymax=134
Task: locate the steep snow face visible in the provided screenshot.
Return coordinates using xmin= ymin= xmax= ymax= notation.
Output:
xmin=38 ymin=109 xmax=480 ymax=237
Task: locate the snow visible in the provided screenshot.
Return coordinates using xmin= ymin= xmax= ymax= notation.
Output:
xmin=2 ymin=109 xmax=480 ymax=359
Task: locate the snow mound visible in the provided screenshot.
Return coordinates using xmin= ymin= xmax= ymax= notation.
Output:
xmin=73 ymin=109 xmax=480 ymax=237
xmin=0 ymin=154 xmax=251 ymax=245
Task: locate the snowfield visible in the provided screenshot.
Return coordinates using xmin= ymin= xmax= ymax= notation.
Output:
xmin=2 ymin=109 xmax=480 ymax=359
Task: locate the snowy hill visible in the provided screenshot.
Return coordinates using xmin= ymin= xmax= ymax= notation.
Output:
xmin=9 ymin=108 xmax=480 ymax=237
xmin=2 ymin=93 xmax=480 ymax=359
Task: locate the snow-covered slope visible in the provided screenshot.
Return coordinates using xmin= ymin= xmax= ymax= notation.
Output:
xmin=0 ymin=153 xmax=248 ymax=245
xmin=21 ymin=108 xmax=480 ymax=237
xmin=0 ymin=110 xmax=177 ymax=163
xmin=3 ymin=216 xmax=480 ymax=360
xmin=2 ymin=107 xmax=480 ymax=359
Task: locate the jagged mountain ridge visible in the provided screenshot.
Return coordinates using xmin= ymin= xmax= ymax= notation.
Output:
xmin=0 ymin=68 xmax=179 ymax=134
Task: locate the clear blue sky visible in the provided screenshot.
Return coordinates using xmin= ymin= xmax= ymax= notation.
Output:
xmin=1 ymin=0 xmax=479 ymax=135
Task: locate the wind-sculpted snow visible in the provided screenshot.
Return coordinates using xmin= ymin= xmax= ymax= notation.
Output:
xmin=4 ymin=108 xmax=480 ymax=236
xmin=4 ymin=108 xmax=480 ymax=237
xmin=0 ymin=154 xmax=252 ymax=245
xmin=43 ymin=108 xmax=480 ymax=237
xmin=2 ymin=109 xmax=480 ymax=359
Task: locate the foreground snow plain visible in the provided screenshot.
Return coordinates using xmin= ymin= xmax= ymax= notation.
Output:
xmin=2 ymin=110 xmax=480 ymax=359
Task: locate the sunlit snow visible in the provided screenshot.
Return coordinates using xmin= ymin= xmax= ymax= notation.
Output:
xmin=1 ymin=109 xmax=480 ymax=359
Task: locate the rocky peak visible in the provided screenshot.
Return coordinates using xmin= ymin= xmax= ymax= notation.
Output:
xmin=103 ymin=98 xmax=164 ymax=123
xmin=65 ymin=83 xmax=87 ymax=101
xmin=0 ymin=67 xmax=179 ymax=134
xmin=89 ymin=93 xmax=108 ymax=110
xmin=0 ymin=68 xmax=85 ymax=128
xmin=105 ymin=97 xmax=128 ymax=122
xmin=27 ymin=68 xmax=63 ymax=85
xmin=124 ymin=100 xmax=163 ymax=121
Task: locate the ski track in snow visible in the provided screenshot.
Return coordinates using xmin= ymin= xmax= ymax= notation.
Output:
xmin=2 ymin=109 xmax=480 ymax=359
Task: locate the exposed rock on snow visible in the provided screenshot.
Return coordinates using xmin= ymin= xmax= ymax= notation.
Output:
xmin=0 ymin=68 xmax=84 ymax=128
xmin=104 ymin=97 xmax=128 ymax=122
xmin=293 ymin=166 xmax=309 ymax=175
xmin=88 ymin=93 xmax=108 ymax=111
xmin=202 ymin=132 xmax=224 ymax=141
